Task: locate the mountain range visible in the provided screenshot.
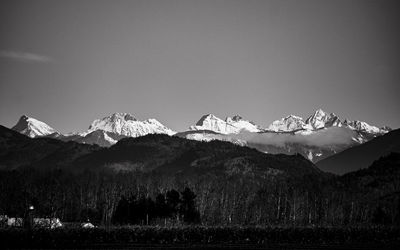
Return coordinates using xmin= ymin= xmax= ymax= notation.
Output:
xmin=9 ymin=109 xmax=392 ymax=166
xmin=12 ymin=113 xmax=175 ymax=147
xmin=0 ymin=124 xmax=321 ymax=179
xmin=1 ymin=121 xmax=400 ymax=228
xmin=2 ymin=108 xmax=399 ymax=229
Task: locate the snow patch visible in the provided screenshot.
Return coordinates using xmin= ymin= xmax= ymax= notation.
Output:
xmin=190 ymin=114 xmax=262 ymax=134
xmin=84 ymin=112 xmax=176 ymax=137
xmin=12 ymin=115 xmax=57 ymax=138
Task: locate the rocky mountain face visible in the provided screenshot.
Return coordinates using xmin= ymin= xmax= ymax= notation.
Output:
xmin=268 ymin=109 xmax=388 ymax=134
xmin=181 ymin=109 xmax=390 ymax=162
xmin=84 ymin=113 xmax=175 ymax=137
xmin=304 ymin=109 xmax=342 ymax=130
xmin=11 ymin=113 xmax=175 ymax=147
xmin=189 ymin=114 xmax=262 ymax=134
xmin=11 ymin=115 xmax=58 ymax=138
xmin=188 ymin=109 xmax=389 ymax=136
xmin=268 ymin=115 xmax=308 ymax=132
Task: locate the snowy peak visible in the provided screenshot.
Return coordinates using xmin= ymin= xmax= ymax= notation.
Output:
xmin=225 ymin=115 xmax=244 ymax=123
xmin=268 ymin=115 xmax=307 ymax=132
xmin=190 ymin=114 xmax=262 ymax=134
xmin=110 ymin=112 xmax=137 ymax=122
xmin=268 ymin=108 xmax=388 ymax=135
xmin=344 ymin=120 xmax=381 ymax=134
xmin=305 ymin=109 xmax=342 ymax=130
xmin=225 ymin=115 xmax=262 ymax=133
xmin=88 ymin=112 xmax=137 ymax=131
xmin=381 ymin=126 xmax=392 ymax=132
xmin=75 ymin=129 xmax=120 ymax=147
xmin=86 ymin=112 xmax=175 ymax=137
xmin=12 ymin=115 xmax=57 ymax=138
xmin=312 ymin=108 xmax=326 ymax=117
xmin=11 ymin=112 xmax=176 ymax=147
xmin=9 ymin=110 xmax=391 ymax=149
xmin=194 ymin=114 xmax=222 ymax=126
xmin=190 ymin=114 xmax=236 ymax=134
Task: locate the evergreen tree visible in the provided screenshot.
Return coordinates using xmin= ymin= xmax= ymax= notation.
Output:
xmin=180 ymin=187 xmax=200 ymax=224
xmin=155 ymin=193 xmax=168 ymax=218
xmin=372 ymin=206 xmax=391 ymax=225
xmin=166 ymin=189 xmax=180 ymax=220
xmin=113 ymin=196 xmax=129 ymax=224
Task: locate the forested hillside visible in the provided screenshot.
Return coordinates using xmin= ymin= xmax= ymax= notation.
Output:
xmin=0 ymin=126 xmax=399 ymax=227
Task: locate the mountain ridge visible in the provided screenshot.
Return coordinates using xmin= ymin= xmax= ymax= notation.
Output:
xmin=190 ymin=114 xmax=262 ymax=134
xmin=1 ymin=124 xmax=323 ymax=180
xmin=316 ymin=128 xmax=400 ymax=175
xmin=8 ymin=110 xmax=393 ymax=164
xmin=12 ymin=115 xmax=58 ymax=138
xmin=11 ymin=109 xmax=390 ymax=140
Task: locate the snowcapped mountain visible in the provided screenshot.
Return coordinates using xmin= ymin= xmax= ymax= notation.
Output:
xmin=189 ymin=114 xmax=262 ymax=134
xmin=68 ymin=113 xmax=176 ymax=146
xmin=268 ymin=109 xmax=343 ymax=132
xmin=305 ymin=109 xmax=342 ymax=129
xmin=9 ymin=110 xmax=392 ymax=161
xmin=267 ymin=108 xmax=388 ymax=135
xmin=258 ymin=109 xmax=390 ymax=161
xmin=189 ymin=114 xmax=239 ymax=134
xmin=11 ymin=115 xmax=58 ymax=138
xmin=183 ymin=109 xmax=391 ymax=163
xmin=225 ymin=115 xmax=262 ymax=133
xmin=343 ymin=120 xmax=382 ymax=134
xmin=268 ymin=115 xmax=308 ymax=132
xmin=83 ymin=112 xmax=175 ymax=137
xmin=73 ymin=130 xmax=123 ymax=147
xmin=10 ymin=113 xmax=175 ymax=147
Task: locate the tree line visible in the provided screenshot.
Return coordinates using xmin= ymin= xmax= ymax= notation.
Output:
xmin=112 ymin=188 xmax=200 ymax=225
xmin=0 ymin=165 xmax=399 ymax=227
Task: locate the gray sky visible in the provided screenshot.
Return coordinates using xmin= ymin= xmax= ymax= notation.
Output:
xmin=0 ymin=0 xmax=399 ymax=133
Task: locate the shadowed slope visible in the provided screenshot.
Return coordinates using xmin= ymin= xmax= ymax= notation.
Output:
xmin=0 ymin=125 xmax=100 ymax=170
xmin=74 ymin=134 xmax=323 ymax=179
xmin=317 ymin=129 xmax=400 ymax=175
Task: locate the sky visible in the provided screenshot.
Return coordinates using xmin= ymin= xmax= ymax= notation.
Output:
xmin=0 ymin=0 xmax=399 ymax=133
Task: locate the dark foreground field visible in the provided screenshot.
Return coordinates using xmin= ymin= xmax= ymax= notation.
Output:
xmin=1 ymin=226 xmax=400 ymax=249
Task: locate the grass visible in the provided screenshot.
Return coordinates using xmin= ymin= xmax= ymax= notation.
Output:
xmin=0 ymin=226 xmax=399 ymax=249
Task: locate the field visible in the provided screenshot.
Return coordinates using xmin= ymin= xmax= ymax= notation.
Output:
xmin=1 ymin=226 xmax=400 ymax=249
